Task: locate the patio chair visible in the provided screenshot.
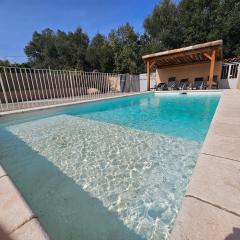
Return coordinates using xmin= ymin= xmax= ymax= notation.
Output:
xmin=162 ymin=77 xmax=178 ymax=90
xmin=192 ymin=77 xmax=207 ymax=90
xmin=178 ymin=78 xmax=189 ymax=90
xmin=150 ymin=82 xmax=166 ymax=91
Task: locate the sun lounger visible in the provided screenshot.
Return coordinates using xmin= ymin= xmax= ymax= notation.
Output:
xmin=192 ymin=77 xmax=207 ymax=90
xmin=162 ymin=77 xmax=178 ymax=90
xmin=178 ymin=78 xmax=189 ymax=90
xmin=150 ymin=82 xmax=166 ymax=91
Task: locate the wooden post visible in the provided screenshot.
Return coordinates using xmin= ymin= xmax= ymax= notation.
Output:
xmin=208 ymin=50 xmax=216 ymax=89
xmin=146 ymin=61 xmax=150 ymax=91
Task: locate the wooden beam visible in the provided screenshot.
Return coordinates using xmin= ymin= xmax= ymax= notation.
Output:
xmin=203 ymin=52 xmax=212 ymax=60
xmin=144 ymin=46 xmax=220 ymax=63
xmin=208 ymin=50 xmax=216 ymax=89
xmin=150 ymin=61 xmax=156 ymax=68
xmin=156 ymin=59 xmax=211 ymax=69
xmin=146 ymin=60 xmax=150 ymax=91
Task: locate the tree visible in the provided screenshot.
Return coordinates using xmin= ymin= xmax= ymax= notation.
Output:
xmin=0 ymin=60 xmax=11 ymax=67
xmin=178 ymin=0 xmax=220 ymax=45
xmin=86 ymin=33 xmax=114 ymax=72
xmin=99 ymin=42 xmax=115 ymax=72
xmin=24 ymin=28 xmax=57 ymax=68
xmin=144 ymin=0 xmax=240 ymax=58
xmin=144 ymin=0 xmax=182 ymax=50
xmin=216 ymin=0 xmax=240 ymax=57
xmin=24 ymin=27 xmax=89 ymax=70
xmin=67 ymin=28 xmax=89 ymax=70
xmin=109 ymin=23 xmax=141 ymax=74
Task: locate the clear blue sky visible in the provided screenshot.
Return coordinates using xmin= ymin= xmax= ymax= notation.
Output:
xmin=0 ymin=0 xmax=163 ymax=63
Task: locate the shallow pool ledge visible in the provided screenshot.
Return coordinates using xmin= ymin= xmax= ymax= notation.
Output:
xmin=0 ymin=165 xmax=49 ymax=240
xmin=170 ymin=89 xmax=240 ymax=240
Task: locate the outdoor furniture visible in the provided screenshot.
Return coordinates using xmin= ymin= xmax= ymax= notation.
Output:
xmin=192 ymin=77 xmax=207 ymax=90
xmin=150 ymin=82 xmax=166 ymax=91
xmin=178 ymin=78 xmax=189 ymax=90
xmin=163 ymin=77 xmax=178 ymax=90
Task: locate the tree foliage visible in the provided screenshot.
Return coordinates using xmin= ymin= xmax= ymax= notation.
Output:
xmin=145 ymin=0 xmax=240 ymax=58
xmin=109 ymin=23 xmax=142 ymax=74
xmin=144 ymin=0 xmax=181 ymax=50
xmin=22 ymin=0 xmax=240 ymax=73
xmin=24 ymin=27 xmax=89 ymax=70
xmin=86 ymin=33 xmax=114 ymax=72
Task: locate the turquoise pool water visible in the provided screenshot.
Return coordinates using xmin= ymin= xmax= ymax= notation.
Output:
xmin=0 ymin=92 xmax=220 ymax=240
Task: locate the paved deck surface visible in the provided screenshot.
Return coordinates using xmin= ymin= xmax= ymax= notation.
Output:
xmin=0 ymin=166 xmax=49 ymax=240
xmin=170 ymin=89 xmax=240 ymax=240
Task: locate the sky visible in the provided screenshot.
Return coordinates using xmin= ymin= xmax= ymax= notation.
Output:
xmin=0 ymin=0 xmax=162 ymax=63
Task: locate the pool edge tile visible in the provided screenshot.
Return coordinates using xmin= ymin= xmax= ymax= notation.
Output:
xmin=170 ymin=197 xmax=240 ymax=240
xmin=0 ymin=165 xmax=7 ymax=178
xmin=0 ymin=174 xmax=49 ymax=239
xmin=0 ymin=176 xmax=35 ymax=234
xmin=10 ymin=218 xmax=49 ymax=240
xmin=186 ymin=153 xmax=240 ymax=216
xmin=201 ymin=89 xmax=240 ymax=161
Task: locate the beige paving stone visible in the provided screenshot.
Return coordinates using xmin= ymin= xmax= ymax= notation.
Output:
xmin=212 ymin=114 xmax=240 ymax=125
xmin=170 ymin=197 xmax=240 ymax=240
xmin=187 ymin=154 xmax=240 ymax=215
xmin=201 ymin=131 xmax=240 ymax=161
xmin=0 ymin=165 xmax=7 ymax=178
xmin=216 ymin=95 xmax=240 ymax=108
xmin=216 ymin=107 xmax=240 ymax=120
xmin=10 ymin=219 xmax=49 ymax=240
xmin=207 ymin=121 xmax=240 ymax=138
xmin=0 ymin=176 xmax=35 ymax=234
xmin=217 ymin=105 xmax=240 ymax=116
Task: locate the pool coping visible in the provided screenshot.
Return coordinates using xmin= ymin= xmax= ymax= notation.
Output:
xmin=154 ymin=89 xmax=222 ymax=94
xmin=170 ymin=89 xmax=240 ymax=240
xmin=0 ymin=165 xmax=49 ymax=239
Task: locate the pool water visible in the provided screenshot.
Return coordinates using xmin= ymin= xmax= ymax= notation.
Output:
xmin=0 ymin=92 xmax=220 ymax=240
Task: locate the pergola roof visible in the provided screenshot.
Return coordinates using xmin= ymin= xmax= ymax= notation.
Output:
xmin=142 ymin=40 xmax=223 ymax=69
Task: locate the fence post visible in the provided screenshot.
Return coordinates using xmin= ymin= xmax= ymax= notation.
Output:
xmin=70 ymin=71 xmax=74 ymax=99
xmin=0 ymin=72 xmax=8 ymax=108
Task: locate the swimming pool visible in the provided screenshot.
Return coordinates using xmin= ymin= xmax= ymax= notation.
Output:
xmin=0 ymin=92 xmax=221 ymax=240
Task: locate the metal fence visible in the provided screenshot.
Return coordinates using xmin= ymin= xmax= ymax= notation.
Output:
xmin=0 ymin=67 xmax=140 ymax=112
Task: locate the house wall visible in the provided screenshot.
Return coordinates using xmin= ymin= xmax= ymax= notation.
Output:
xmin=155 ymin=61 xmax=222 ymax=84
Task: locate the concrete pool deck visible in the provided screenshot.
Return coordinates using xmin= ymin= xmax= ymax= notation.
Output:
xmin=170 ymin=89 xmax=240 ymax=240
xmin=0 ymin=165 xmax=49 ymax=240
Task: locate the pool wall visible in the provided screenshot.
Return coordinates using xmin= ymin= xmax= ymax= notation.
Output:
xmin=170 ymin=89 xmax=240 ymax=240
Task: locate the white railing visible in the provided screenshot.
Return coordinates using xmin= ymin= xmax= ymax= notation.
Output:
xmin=0 ymin=67 xmax=140 ymax=113
xmin=219 ymin=63 xmax=240 ymax=89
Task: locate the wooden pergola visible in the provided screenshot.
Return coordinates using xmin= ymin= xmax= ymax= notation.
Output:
xmin=142 ymin=40 xmax=223 ymax=90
